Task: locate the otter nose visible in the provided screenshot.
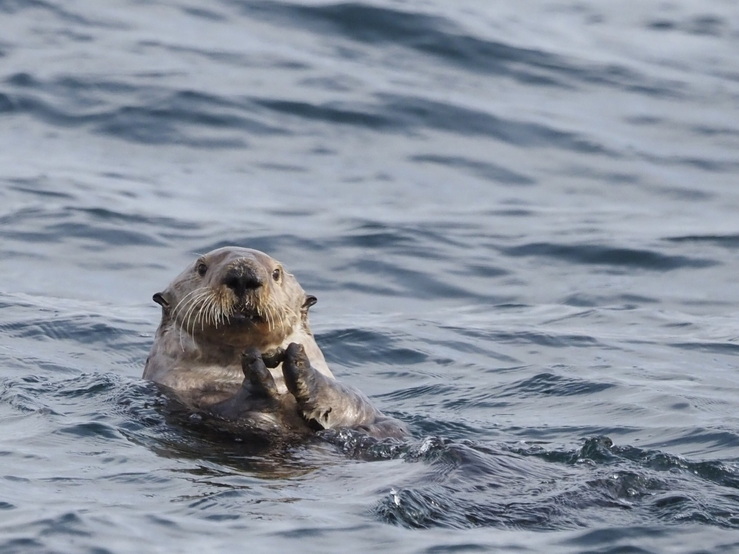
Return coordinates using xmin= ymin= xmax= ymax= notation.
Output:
xmin=223 ymin=266 xmax=263 ymax=296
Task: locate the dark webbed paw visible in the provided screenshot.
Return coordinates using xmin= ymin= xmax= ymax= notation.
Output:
xmin=241 ymin=348 xmax=279 ymax=400
xmin=281 ymin=342 xmax=408 ymax=438
xmin=282 ymin=342 xmax=338 ymax=430
xmin=281 ymin=342 xmax=320 ymax=405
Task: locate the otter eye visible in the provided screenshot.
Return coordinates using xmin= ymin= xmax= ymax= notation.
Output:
xmin=272 ymin=267 xmax=282 ymax=282
xmin=196 ymin=262 xmax=208 ymax=277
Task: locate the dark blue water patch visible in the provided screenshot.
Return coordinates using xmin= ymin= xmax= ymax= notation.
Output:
xmin=298 ymin=74 xmax=366 ymax=94
xmin=253 ymin=162 xmax=306 ymax=173
xmin=265 ymin=2 xmax=452 ymax=46
xmin=251 ymin=98 xmax=395 ymax=130
xmin=369 ymin=439 xmax=578 ymax=529
xmin=57 ymin=420 xmax=123 ymax=440
xmin=668 ymin=341 xmax=739 ymax=355
xmin=6 ymin=71 xmax=139 ymax=98
xmin=655 ymin=428 xmax=739 ymax=458
xmin=345 ymin=258 xmax=472 ymax=299
xmin=669 ymin=155 xmax=739 ymax=173
xmin=562 ymin=292 xmax=659 ymax=308
xmin=138 ymin=39 xmax=310 ymax=70
xmin=560 ymin=163 xmax=643 ymax=187
xmin=320 ymin=327 xmax=428 ymax=368
xmin=1 ymin=373 xmax=123 ymax=415
xmin=0 ymin=309 xmax=136 ymax=350
xmin=381 ymin=383 xmax=458 ymax=404
xmin=95 ymin=109 xmax=243 ymax=148
xmin=450 ymin=262 xmax=509 ymax=280
xmin=243 ymin=1 xmax=682 ymax=97
xmin=647 ymin=15 xmax=728 ymax=37
xmin=517 ymin=437 xmax=739 ymax=500
xmin=1 ymin=205 xmax=174 ymax=248
xmin=410 ymin=154 xmax=535 ymax=186
xmin=439 ymin=387 xmax=510 ymax=412
xmin=416 ymin=31 xmax=682 ymax=97
xmin=136 ymin=88 xmax=274 ymax=131
xmin=5 ymin=178 xmax=76 ymax=200
xmin=502 ymin=242 xmax=716 ymax=270
xmin=0 ymin=206 xmax=54 ymax=230
xmin=496 ymin=373 xmax=615 ymax=398
xmin=345 ymin=220 xmax=472 ymax=252
xmin=44 ymin=222 xmax=163 ymax=247
xmin=0 ymin=538 xmax=46 ymax=554
xmin=71 ymin=207 xmax=197 ymax=231
xmin=0 ymin=91 xmax=12 ymax=112
xmin=666 ymin=233 xmax=739 ymax=250
xmin=519 ymin=435 xmax=619 ymax=465
xmin=344 ymin=225 xmax=417 ymax=249
xmin=401 ymin=415 xmax=487 ymax=441
xmin=181 ymin=6 xmax=227 ymax=22
xmin=199 ymin=235 xmax=327 ymax=258
xmin=480 ymin=208 xmax=537 ymax=218
xmin=689 ymin=124 xmax=739 ymax=138
xmin=370 ymin=435 xmax=739 ymax=531
xmin=251 ymin=90 xmax=610 ymax=152
xmin=50 ymin=372 xmax=122 ymax=400
xmin=614 ymin=445 xmax=739 ymax=490
xmin=634 ymin=148 xmax=738 ymax=174
xmin=379 ymin=94 xmax=610 ymax=152
xmin=0 ymin=378 xmax=60 ymax=414
xmin=470 ymin=330 xmax=600 ymax=349
xmin=115 ymin=380 xmax=170 ymax=430
xmin=17 ymin=511 xmax=91 ymax=540
xmin=560 ymin=526 xmax=670 ymax=554
xmin=2 ymin=75 xmax=282 ymax=145
xmin=0 ymin=0 xmax=88 ymax=25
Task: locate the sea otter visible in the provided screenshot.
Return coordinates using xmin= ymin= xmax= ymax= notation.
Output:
xmin=144 ymin=246 xmax=405 ymax=438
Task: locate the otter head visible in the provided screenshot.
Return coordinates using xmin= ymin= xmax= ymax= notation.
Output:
xmin=153 ymin=247 xmax=316 ymax=351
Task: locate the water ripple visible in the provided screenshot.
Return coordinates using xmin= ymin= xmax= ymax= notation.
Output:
xmin=503 ymin=242 xmax=715 ymax=270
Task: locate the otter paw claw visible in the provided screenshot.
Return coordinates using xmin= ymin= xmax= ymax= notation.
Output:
xmin=261 ymin=347 xmax=286 ymax=369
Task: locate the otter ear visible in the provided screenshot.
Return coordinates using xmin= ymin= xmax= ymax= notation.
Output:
xmin=152 ymin=291 xmax=170 ymax=308
xmin=302 ymin=295 xmax=317 ymax=311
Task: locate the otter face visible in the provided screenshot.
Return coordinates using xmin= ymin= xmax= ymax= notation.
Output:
xmin=154 ymin=247 xmax=313 ymax=351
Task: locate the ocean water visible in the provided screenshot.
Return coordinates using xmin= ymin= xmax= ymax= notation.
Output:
xmin=1 ymin=0 xmax=739 ymax=552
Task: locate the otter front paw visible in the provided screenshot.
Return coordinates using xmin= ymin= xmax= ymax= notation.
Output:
xmin=241 ymin=348 xmax=279 ymax=400
xmin=283 ymin=342 xmax=340 ymax=431
xmin=281 ymin=343 xmax=324 ymax=407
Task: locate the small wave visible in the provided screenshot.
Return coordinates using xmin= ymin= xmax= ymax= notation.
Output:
xmin=411 ymin=154 xmax=535 ymax=186
xmin=380 ymin=94 xmax=610 ymax=152
xmin=666 ymin=233 xmax=739 ymax=249
xmin=647 ymin=15 xmax=728 ymax=37
xmin=248 ymin=1 xmax=680 ymax=97
xmin=371 ymin=436 xmax=739 ymax=530
xmin=320 ymin=327 xmax=428 ymax=368
xmin=497 ymin=373 xmax=615 ymax=398
xmin=2 ymin=74 xmax=281 ymax=146
xmin=503 ymin=242 xmax=715 ymax=270
xmin=252 ymin=98 xmax=394 ymax=130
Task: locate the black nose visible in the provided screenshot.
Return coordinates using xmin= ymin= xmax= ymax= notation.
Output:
xmin=223 ymin=266 xmax=263 ymax=296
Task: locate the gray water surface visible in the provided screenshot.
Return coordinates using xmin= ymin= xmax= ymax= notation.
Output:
xmin=1 ymin=1 xmax=739 ymax=552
